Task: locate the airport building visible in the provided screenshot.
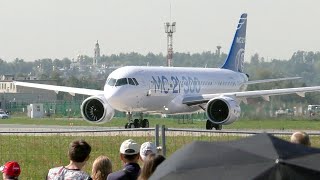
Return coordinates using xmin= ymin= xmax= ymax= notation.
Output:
xmin=0 ymin=75 xmax=57 ymax=111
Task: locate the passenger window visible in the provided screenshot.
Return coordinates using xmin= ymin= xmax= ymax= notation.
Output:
xmin=128 ymin=78 xmax=135 ymax=85
xmin=115 ymin=78 xmax=128 ymax=86
xmin=132 ymin=78 xmax=139 ymax=85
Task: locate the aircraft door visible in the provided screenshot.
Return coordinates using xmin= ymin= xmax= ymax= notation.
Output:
xmin=134 ymin=75 xmax=146 ymax=110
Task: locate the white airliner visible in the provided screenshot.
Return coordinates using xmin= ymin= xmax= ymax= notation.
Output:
xmin=15 ymin=13 xmax=320 ymax=130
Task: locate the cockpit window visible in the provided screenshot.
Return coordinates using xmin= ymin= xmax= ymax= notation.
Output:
xmin=132 ymin=78 xmax=139 ymax=85
xmin=107 ymin=78 xmax=116 ymax=86
xmin=115 ymin=78 xmax=128 ymax=86
xmin=128 ymin=78 xmax=135 ymax=85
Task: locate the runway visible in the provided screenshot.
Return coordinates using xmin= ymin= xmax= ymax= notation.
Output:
xmin=0 ymin=124 xmax=154 ymax=136
xmin=1 ymin=124 xmax=319 ymax=136
xmin=0 ymin=124 xmax=119 ymax=132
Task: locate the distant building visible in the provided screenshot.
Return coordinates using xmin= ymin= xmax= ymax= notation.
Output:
xmin=70 ymin=55 xmax=88 ymax=72
xmin=216 ymin=46 xmax=222 ymax=56
xmin=93 ymin=40 xmax=101 ymax=66
xmin=0 ymin=75 xmax=57 ymax=111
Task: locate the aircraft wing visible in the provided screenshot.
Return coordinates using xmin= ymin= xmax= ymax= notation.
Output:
xmin=14 ymin=81 xmax=104 ymax=96
xmin=244 ymin=77 xmax=301 ymax=85
xmin=182 ymin=86 xmax=320 ymax=105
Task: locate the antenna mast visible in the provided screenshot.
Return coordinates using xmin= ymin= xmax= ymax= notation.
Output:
xmin=164 ymin=2 xmax=176 ymax=67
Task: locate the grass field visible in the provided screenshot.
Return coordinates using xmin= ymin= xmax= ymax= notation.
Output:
xmin=3 ymin=134 xmax=320 ymax=179
xmin=1 ymin=116 xmax=320 ymax=179
xmin=2 ymin=133 xmax=320 ymax=179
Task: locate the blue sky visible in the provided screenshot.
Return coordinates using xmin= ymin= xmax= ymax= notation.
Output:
xmin=0 ymin=0 xmax=319 ymax=61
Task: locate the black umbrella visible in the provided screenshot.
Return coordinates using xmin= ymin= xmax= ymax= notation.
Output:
xmin=150 ymin=133 xmax=320 ymax=180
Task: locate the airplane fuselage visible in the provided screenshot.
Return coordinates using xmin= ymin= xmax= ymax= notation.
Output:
xmin=105 ymin=66 xmax=248 ymax=114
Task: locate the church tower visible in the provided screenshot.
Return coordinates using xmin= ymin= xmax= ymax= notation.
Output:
xmin=93 ymin=40 xmax=100 ymax=66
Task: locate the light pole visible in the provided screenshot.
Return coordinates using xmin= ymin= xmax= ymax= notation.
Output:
xmin=164 ymin=22 xmax=176 ymax=67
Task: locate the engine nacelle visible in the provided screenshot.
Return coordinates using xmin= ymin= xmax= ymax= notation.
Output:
xmin=206 ymin=96 xmax=241 ymax=125
xmin=80 ymin=96 xmax=115 ymax=123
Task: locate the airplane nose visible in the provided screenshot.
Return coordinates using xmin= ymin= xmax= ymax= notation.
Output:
xmin=103 ymin=85 xmax=117 ymax=99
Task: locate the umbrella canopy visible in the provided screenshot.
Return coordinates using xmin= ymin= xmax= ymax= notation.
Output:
xmin=150 ymin=133 xmax=320 ymax=180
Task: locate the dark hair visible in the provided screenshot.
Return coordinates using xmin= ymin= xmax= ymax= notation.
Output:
xmin=68 ymin=139 xmax=91 ymax=162
xmin=138 ymin=153 xmax=165 ymax=180
xmin=123 ymin=153 xmax=140 ymax=161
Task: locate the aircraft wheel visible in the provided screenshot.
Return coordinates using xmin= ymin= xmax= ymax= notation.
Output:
xmin=133 ymin=119 xmax=140 ymax=128
xmin=206 ymin=120 xmax=213 ymax=130
xmin=213 ymin=124 xmax=222 ymax=130
xmin=141 ymin=119 xmax=149 ymax=128
xmin=129 ymin=122 xmax=135 ymax=128
xmin=125 ymin=123 xmax=129 ymax=129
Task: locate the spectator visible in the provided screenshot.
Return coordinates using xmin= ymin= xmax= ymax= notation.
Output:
xmin=107 ymin=139 xmax=141 ymax=180
xmin=290 ymin=131 xmax=311 ymax=146
xmin=47 ymin=139 xmax=92 ymax=180
xmin=137 ymin=153 xmax=165 ymax=180
xmin=156 ymin=146 xmax=163 ymax=155
xmin=0 ymin=161 xmax=21 ymax=180
xmin=92 ymin=156 xmax=112 ymax=180
xmin=140 ymin=142 xmax=157 ymax=162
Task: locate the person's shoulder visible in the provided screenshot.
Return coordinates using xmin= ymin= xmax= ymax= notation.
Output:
xmin=48 ymin=166 xmax=64 ymax=174
xmin=107 ymin=170 xmax=126 ymax=180
xmin=48 ymin=167 xmax=91 ymax=180
xmin=64 ymin=170 xmax=91 ymax=180
xmin=47 ymin=166 xmax=64 ymax=179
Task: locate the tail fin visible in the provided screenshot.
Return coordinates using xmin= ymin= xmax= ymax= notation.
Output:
xmin=221 ymin=13 xmax=247 ymax=72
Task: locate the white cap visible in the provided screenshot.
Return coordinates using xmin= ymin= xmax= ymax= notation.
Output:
xmin=140 ymin=142 xmax=157 ymax=161
xmin=120 ymin=139 xmax=140 ymax=155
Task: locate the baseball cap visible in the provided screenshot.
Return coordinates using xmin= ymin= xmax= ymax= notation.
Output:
xmin=120 ymin=139 xmax=140 ymax=155
xmin=140 ymin=142 xmax=157 ymax=161
xmin=0 ymin=161 xmax=21 ymax=177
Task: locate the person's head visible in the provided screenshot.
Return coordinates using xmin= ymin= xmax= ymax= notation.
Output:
xmin=156 ymin=146 xmax=163 ymax=155
xmin=138 ymin=153 xmax=165 ymax=180
xmin=91 ymin=156 xmax=112 ymax=180
xmin=68 ymin=139 xmax=91 ymax=163
xmin=119 ymin=139 xmax=140 ymax=163
xmin=290 ymin=131 xmax=311 ymax=146
xmin=0 ymin=161 xmax=21 ymax=180
xmin=140 ymin=142 xmax=157 ymax=162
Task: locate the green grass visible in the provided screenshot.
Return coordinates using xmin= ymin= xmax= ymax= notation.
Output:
xmin=2 ymin=134 xmax=320 ymax=179
xmin=1 ymin=134 xmax=320 ymax=179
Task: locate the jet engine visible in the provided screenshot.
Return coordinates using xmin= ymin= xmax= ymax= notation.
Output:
xmin=206 ymin=96 xmax=240 ymax=125
xmin=80 ymin=95 xmax=115 ymax=123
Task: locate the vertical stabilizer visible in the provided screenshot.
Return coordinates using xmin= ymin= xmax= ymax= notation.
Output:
xmin=221 ymin=13 xmax=247 ymax=72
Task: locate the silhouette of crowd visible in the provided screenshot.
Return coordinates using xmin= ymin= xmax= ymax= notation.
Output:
xmin=44 ymin=139 xmax=164 ymax=180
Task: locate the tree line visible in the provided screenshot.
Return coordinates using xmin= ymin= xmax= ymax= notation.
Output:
xmin=2 ymin=50 xmax=320 ymax=117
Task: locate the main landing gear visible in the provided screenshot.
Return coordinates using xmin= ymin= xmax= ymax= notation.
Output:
xmin=125 ymin=112 xmax=150 ymax=129
xmin=206 ymin=120 xmax=222 ymax=130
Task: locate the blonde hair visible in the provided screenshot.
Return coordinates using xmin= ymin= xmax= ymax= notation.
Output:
xmin=138 ymin=153 xmax=165 ymax=180
xmin=92 ymin=156 xmax=112 ymax=180
xmin=290 ymin=131 xmax=311 ymax=146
